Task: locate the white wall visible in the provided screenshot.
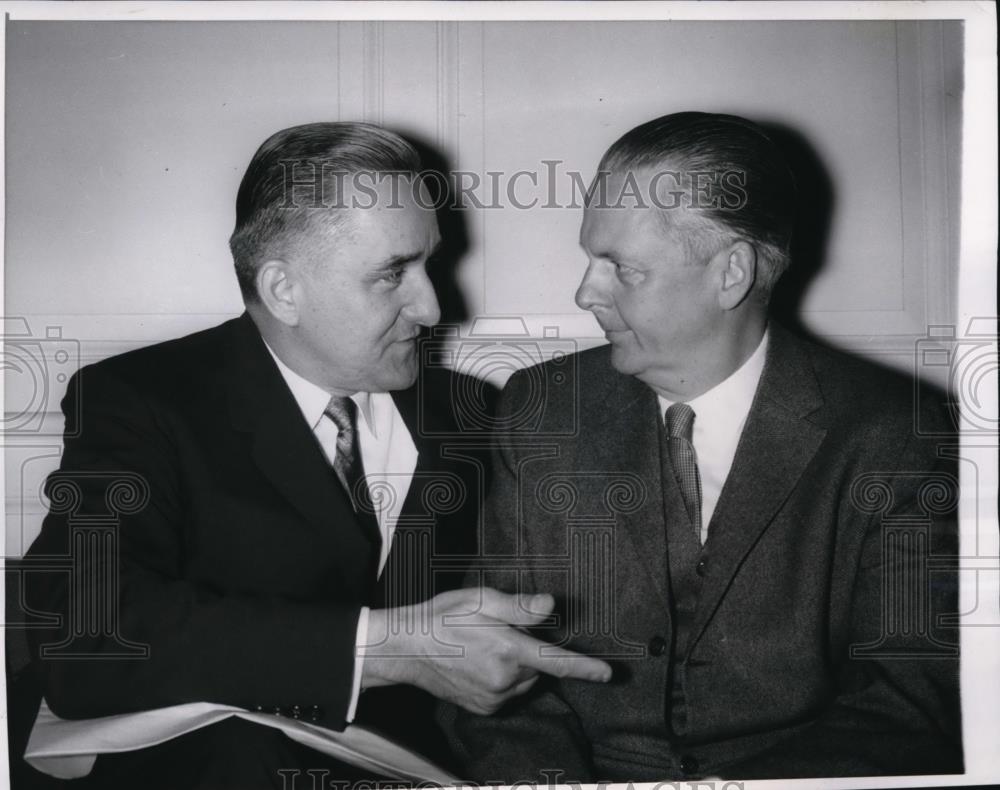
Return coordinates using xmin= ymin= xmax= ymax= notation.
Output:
xmin=3 ymin=19 xmax=964 ymax=553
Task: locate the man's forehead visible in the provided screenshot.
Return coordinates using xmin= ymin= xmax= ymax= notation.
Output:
xmin=296 ymin=195 xmax=437 ymax=257
xmin=580 ymin=190 xmax=661 ymax=244
xmin=315 ymin=174 xmax=435 ymax=225
xmin=581 ymin=162 xmax=722 ymax=243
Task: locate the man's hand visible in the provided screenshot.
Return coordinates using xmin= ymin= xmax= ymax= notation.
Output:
xmin=361 ymin=588 xmax=612 ymax=714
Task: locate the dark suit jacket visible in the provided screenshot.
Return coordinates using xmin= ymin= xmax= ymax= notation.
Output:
xmin=24 ymin=313 xmax=487 ymax=768
xmin=447 ymin=324 xmax=961 ymax=781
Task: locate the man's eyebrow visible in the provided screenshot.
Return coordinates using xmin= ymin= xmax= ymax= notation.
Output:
xmin=377 ymin=251 xmax=422 ymax=268
xmin=378 ymin=240 xmax=443 ymax=269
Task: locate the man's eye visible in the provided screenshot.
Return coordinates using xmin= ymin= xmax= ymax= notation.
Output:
xmin=614 ymin=262 xmax=644 ymax=284
xmin=380 ymin=269 xmax=405 ymax=285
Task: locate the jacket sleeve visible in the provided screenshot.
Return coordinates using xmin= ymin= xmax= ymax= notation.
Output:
xmin=24 ymin=364 xmax=362 ymax=728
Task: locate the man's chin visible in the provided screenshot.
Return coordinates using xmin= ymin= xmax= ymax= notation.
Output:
xmin=607 ymin=344 xmax=641 ymax=376
xmin=374 ymin=359 xmax=419 ymax=392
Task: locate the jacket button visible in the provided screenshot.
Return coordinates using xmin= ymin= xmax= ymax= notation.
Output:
xmin=680 ymin=754 xmax=699 ymax=775
xmin=291 ymin=705 xmax=302 ymax=720
xmin=309 ymin=705 xmax=323 ymax=722
xmin=648 ymin=636 xmax=667 ymax=656
xmin=696 ymin=558 xmax=708 ymax=577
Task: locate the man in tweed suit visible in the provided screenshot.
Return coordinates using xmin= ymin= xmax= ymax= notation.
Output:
xmin=447 ymin=112 xmax=962 ymax=780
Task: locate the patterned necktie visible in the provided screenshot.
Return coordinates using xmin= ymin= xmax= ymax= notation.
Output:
xmin=665 ymin=403 xmax=703 ymax=542
xmin=323 ymin=396 xmax=379 ymax=546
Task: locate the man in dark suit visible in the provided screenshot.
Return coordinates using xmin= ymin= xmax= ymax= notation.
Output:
xmin=447 ymin=112 xmax=962 ymax=780
xmin=23 ymin=122 xmax=610 ymax=789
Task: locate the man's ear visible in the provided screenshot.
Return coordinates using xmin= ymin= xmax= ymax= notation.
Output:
xmin=256 ymin=259 xmax=301 ymax=327
xmin=716 ymin=240 xmax=757 ymax=310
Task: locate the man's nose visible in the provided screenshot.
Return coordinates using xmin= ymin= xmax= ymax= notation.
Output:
xmin=574 ymin=260 xmax=607 ymax=312
xmin=404 ymin=269 xmax=442 ymax=327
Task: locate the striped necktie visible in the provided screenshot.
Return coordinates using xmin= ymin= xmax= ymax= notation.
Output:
xmin=324 ymin=396 xmax=380 ymax=548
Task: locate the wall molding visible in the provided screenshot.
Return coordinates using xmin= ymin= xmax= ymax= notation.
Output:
xmin=435 ymin=22 xmax=461 ymax=154
xmin=363 ymin=21 xmax=384 ymax=125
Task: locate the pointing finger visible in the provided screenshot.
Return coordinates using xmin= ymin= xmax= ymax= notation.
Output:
xmin=513 ymin=633 xmax=613 ymax=682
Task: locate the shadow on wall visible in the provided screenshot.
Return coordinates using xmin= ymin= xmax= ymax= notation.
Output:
xmin=757 ymin=122 xmax=954 ymax=408
xmin=403 ymin=132 xmax=472 ymax=327
xmin=759 ymin=121 xmax=836 ymax=344
xmin=398 ymin=130 xmax=502 ymax=449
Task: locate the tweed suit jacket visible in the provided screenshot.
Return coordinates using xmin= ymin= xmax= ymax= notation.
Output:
xmin=448 ymin=323 xmax=961 ymax=781
xmin=24 ymin=312 xmax=485 ymax=769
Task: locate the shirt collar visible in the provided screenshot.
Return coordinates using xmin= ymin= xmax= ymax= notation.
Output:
xmin=262 ymin=340 xmax=375 ymax=433
xmin=658 ymin=328 xmax=769 ymax=430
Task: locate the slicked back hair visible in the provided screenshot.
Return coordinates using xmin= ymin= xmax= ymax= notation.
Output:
xmin=597 ymin=111 xmax=796 ymax=300
xmin=229 ymin=122 xmax=422 ymax=302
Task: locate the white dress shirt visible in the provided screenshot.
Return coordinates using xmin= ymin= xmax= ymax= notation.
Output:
xmin=265 ymin=344 xmax=419 ymax=721
xmin=658 ymin=330 xmax=769 ymax=544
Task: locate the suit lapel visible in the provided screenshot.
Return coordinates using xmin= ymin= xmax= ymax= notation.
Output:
xmin=591 ymin=370 xmax=672 ymax=610
xmin=389 ymin=386 xmax=425 ymax=527
xmin=225 ymin=314 xmax=376 ymax=578
xmin=688 ymin=325 xmax=827 ymax=652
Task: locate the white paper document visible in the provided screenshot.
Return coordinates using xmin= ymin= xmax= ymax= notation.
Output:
xmin=25 ymin=699 xmax=463 ymax=784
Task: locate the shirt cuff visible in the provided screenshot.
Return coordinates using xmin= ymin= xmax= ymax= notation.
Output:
xmin=345 ymin=606 xmax=370 ymax=723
